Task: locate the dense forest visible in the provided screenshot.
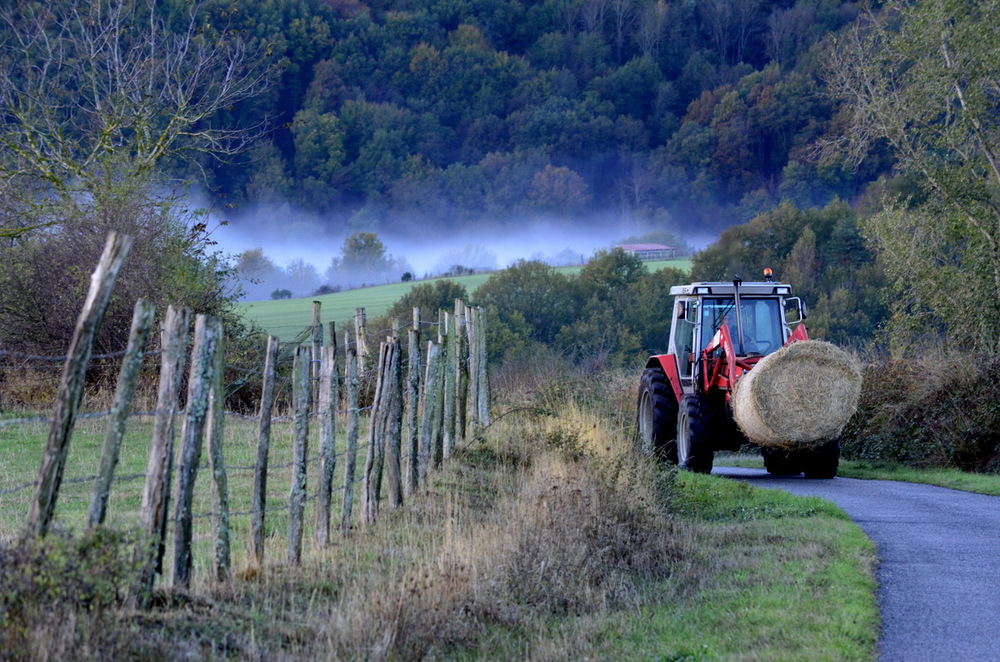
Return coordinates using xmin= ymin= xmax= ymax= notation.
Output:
xmin=2 ymin=0 xmax=998 ymax=364
xmin=189 ymin=0 xmax=880 ymax=235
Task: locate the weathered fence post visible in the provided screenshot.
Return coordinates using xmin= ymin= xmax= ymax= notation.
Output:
xmin=312 ymin=301 xmax=322 ymax=406
xmin=133 ymin=306 xmax=189 ymax=608
xmin=466 ymin=306 xmax=479 ymax=433
xmin=385 ymin=337 xmax=404 ymax=509
xmin=250 ymin=335 xmax=279 ymax=567
xmin=362 ymin=341 xmax=390 ymax=525
xmin=88 ymin=297 xmax=155 ymax=529
xmin=354 ymin=308 xmax=368 ymax=375
xmin=27 ymin=232 xmax=133 ymax=537
xmin=341 ymin=340 xmax=360 ymax=537
xmin=405 ymin=307 xmax=422 ymax=496
xmin=454 ymin=299 xmax=468 ymax=448
xmin=287 ymin=345 xmax=312 ymax=565
xmin=315 ymin=343 xmax=339 ymax=549
xmin=173 ymin=314 xmax=222 ymax=589
xmin=477 ymin=307 xmax=490 ymax=427
xmin=418 ymin=340 xmax=442 ymax=483
xmin=442 ymin=311 xmax=456 ymax=460
xmin=206 ymin=317 xmax=231 ymax=581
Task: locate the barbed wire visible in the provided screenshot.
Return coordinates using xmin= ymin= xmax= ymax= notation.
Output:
xmin=0 ymin=442 xmax=372 ymax=505
xmin=0 ymin=314 xmax=469 ymax=371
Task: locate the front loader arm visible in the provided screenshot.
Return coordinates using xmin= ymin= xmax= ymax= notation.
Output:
xmin=700 ymin=323 xmax=763 ymax=395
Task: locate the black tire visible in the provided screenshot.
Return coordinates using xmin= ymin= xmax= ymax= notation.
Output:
xmin=636 ymin=367 xmax=678 ymax=462
xmin=677 ymin=393 xmax=713 ymax=473
xmin=762 ymin=447 xmax=802 ymax=476
xmin=803 ymin=438 xmax=840 ymax=479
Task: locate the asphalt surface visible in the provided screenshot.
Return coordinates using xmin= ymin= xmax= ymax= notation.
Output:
xmin=715 ymin=466 xmax=1000 ymax=661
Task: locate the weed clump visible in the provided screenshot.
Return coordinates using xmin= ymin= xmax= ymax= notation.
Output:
xmin=0 ymin=528 xmax=137 ymax=660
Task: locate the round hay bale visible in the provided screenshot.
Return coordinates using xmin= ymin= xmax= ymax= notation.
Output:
xmin=732 ymin=340 xmax=862 ymax=450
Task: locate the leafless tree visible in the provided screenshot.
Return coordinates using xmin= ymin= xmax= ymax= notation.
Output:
xmin=581 ymin=0 xmax=608 ymax=34
xmin=636 ymin=0 xmax=669 ymax=60
xmin=698 ymin=0 xmax=762 ymax=65
xmin=0 ymin=0 xmax=278 ymax=236
xmin=609 ymin=0 xmax=637 ymax=63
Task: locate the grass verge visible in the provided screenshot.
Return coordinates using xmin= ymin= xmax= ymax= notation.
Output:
xmin=715 ymin=451 xmax=1000 ymax=496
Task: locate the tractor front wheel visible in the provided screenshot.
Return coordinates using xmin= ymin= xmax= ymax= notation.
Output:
xmin=677 ymin=394 xmax=713 ymax=473
xmin=762 ymin=447 xmax=801 ymax=476
xmin=802 ymin=438 xmax=840 ymax=479
xmin=636 ymin=367 xmax=678 ymax=462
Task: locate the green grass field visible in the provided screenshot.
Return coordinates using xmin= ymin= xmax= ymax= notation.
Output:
xmin=236 ymin=258 xmax=692 ymax=340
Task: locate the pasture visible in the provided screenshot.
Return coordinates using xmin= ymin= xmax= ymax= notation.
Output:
xmin=236 ymin=258 xmax=692 ymax=339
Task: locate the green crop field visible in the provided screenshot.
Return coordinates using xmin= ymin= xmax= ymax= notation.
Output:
xmin=237 ymin=258 xmax=692 ymax=339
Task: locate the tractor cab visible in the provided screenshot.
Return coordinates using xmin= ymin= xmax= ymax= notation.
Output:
xmin=656 ymin=271 xmax=807 ymax=401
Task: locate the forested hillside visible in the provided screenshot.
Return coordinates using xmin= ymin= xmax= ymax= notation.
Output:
xmin=194 ymin=0 xmax=878 ymax=234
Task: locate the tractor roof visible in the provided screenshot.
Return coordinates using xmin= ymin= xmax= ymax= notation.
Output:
xmin=669 ymin=281 xmax=793 ymax=297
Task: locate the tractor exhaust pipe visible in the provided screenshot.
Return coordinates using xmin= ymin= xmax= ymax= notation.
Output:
xmin=733 ymin=275 xmax=746 ymax=355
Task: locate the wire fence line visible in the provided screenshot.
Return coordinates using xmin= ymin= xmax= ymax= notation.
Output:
xmin=0 ymin=441 xmax=372 ymax=499
xmin=4 ymin=290 xmax=490 ymax=604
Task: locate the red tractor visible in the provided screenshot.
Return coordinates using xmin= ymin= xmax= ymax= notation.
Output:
xmin=636 ymin=271 xmax=839 ymax=478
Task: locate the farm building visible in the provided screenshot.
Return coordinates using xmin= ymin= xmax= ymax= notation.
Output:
xmin=618 ymin=243 xmax=676 ymax=261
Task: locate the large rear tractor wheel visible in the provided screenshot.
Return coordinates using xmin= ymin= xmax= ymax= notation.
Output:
xmin=636 ymin=367 xmax=678 ymax=462
xmin=802 ymin=438 xmax=840 ymax=479
xmin=677 ymin=393 xmax=713 ymax=473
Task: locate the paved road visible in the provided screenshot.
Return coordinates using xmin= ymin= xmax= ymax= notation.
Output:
xmin=715 ymin=467 xmax=1000 ymax=661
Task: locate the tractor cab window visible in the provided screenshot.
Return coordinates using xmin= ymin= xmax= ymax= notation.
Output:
xmin=675 ymin=300 xmax=696 ymax=376
xmin=699 ymin=297 xmax=783 ymax=356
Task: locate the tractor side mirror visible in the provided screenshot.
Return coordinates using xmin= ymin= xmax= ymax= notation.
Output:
xmin=678 ymin=300 xmax=694 ymax=320
xmin=785 ymin=297 xmax=807 ymax=323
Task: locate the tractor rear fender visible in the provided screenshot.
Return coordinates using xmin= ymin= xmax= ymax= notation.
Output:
xmin=645 ymin=354 xmax=683 ymax=404
xmin=786 ymin=324 xmax=809 ymax=345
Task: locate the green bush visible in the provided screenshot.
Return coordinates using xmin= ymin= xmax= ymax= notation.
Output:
xmin=842 ymin=356 xmax=1000 ymax=472
xmin=0 ymin=528 xmax=138 ymax=658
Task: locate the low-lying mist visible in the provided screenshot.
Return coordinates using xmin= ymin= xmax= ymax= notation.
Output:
xmin=210 ymin=203 xmax=701 ymax=300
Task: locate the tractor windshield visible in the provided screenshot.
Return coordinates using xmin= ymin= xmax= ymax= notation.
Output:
xmin=700 ymin=297 xmax=783 ymax=356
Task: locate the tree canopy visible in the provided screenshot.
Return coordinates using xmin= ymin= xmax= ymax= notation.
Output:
xmin=825 ymin=0 xmax=1000 ymax=353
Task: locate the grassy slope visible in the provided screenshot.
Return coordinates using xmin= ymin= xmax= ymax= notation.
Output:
xmin=236 ymin=258 xmax=692 ymax=339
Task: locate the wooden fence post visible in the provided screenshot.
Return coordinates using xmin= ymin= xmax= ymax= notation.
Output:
xmin=466 ymin=306 xmax=479 ymax=433
xmin=477 ymin=307 xmax=490 ymax=427
xmin=133 ymin=306 xmax=188 ymax=608
xmin=454 ymin=299 xmax=468 ymax=448
xmin=340 ymin=340 xmax=360 ymax=537
xmin=250 ymin=335 xmax=279 ymax=567
xmin=312 ymin=301 xmax=322 ymax=406
xmin=206 ymin=317 xmax=230 ymax=581
xmin=173 ymin=314 xmax=222 ymax=589
xmin=442 ymin=311 xmax=456 ymax=460
xmin=354 ymin=308 xmax=368 ymax=375
xmin=88 ymin=297 xmax=155 ymax=528
xmin=405 ymin=307 xmax=422 ymax=496
xmin=385 ymin=337 xmax=404 ymax=509
xmin=362 ymin=341 xmax=389 ymax=525
xmin=418 ymin=340 xmax=442 ymax=483
xmin=287 ymin=345 xmax=311 ymax=565
xmin=27 ymin=232 xmax=133 ymax=537
xmin=315 ymin=343 xmax=339 ymax=549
